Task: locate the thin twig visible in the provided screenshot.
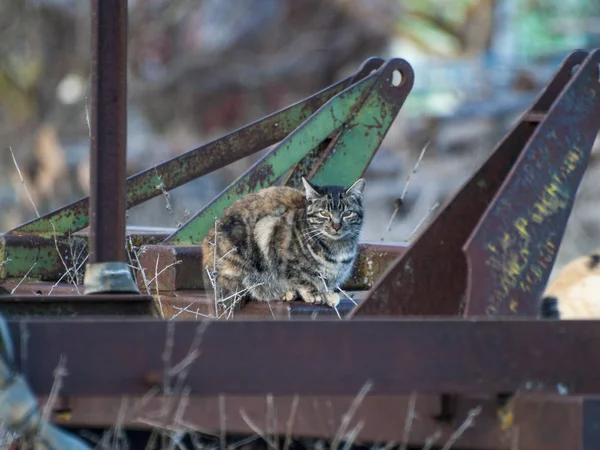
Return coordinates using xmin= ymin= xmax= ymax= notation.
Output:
xmin=240 ymin=409 xmax=271 ymax=448
xmin=407 ymin=202 xmax=440 ymax=241
xmin=399 ymin=392 xmax=417 ymax=450
xmin=441 ymin=405 xmax=482 ymax=450
xmin=283 ymin=396 xmax=299 ymax=450
xmin=385 ymin=141 xmax=429 ymax=232
xmin=39 ymin=355 xmax=68 ymax=434
xmin=11 ymin=263 xmax=37 ymax=294
xmin=9 ymin=146 xmax=40 ymax=217
xmin=422 ymin=429 xmax=442 ymax=450
xmin=219 ymin=395 xmax=227 ymax=450
xmin=331 ymin=380 xmax=373 ymax=450
xmin=50 ymin=221 xmax=81 ymax=294
xmin=336 ymin=286 xmax=357 ymax=306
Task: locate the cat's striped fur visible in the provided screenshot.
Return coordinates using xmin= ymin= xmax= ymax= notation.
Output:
xmin=202 ymin=177 xmax=366 ymax=313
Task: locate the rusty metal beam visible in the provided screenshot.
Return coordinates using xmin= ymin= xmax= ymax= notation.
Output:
xmin=49 ymin=394 xmax=585 ymax=450
xmin=10 ymin=318 xmax=600 ymax=397
xmin=89 ymin=0 xmax=128 ymax=264
xmin=136 ymin=241 xmax=407 ymax=292
xmin=0 ymin=295 xmax=157 ymax=317
xmin=349 ymin=49 xmax=595 ymax=318
xmin=463 ymin=49 xmax=600 ymax=316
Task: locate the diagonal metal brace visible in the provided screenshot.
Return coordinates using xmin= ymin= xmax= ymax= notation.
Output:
xmin=7 ymin=58 xmax=383 ymax=238
xmin=349 ymin=49 xmax=599 ymax=318
xmin=165 ymin=58 xmax=414 ymax=244
xmin=463 ymin=49 xmax=600 ymax=316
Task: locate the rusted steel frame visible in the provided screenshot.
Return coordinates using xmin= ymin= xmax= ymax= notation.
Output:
xmin=9 ymin=60 xmax=380 ymax=238
xmin=281 ymin=57 xmax=385 ymax=187
xmin=166 ymin=58 xmax=414 ymax=244
xmin=164 ymin=69 xmax=382 ymax=245
xmin=89 ymin=0 xmax=128 ymax=263
xmin=0 ymin=295 xmax=157 ymax=317
xmin=136 ymin=241 xmax=407 ymax=291
xmin=151 ymin=291 xmax=358 ymax=320
xmin=0 ymin=228 xmax=169 ymax=281
xmin=463 ymin=49 xmax=600 ymax=316
xmin=10 ymin=318 xmax=600 ymax=397
xmin=583 ymin=397 xmax=600 ymax=450
xmin=49 ymin=394 xmax=583 ymax=450
xmin=349 ymin=49 xmax=591 ymax=317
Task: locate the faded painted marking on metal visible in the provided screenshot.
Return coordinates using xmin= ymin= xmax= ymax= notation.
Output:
xmin=165 ymin=73 xmax=380 ymax=245
xmin=464 ymin=50 xmax=600 ymax=317
xmin=349 ymin=49 xmax=590 ymax=318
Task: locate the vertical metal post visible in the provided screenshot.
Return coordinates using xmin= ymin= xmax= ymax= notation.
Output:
xmin=84 ymin=0 xmax=139 ymax=294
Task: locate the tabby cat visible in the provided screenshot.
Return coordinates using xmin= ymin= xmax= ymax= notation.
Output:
xmin=202 ymin=177 xmax=366 ymax=313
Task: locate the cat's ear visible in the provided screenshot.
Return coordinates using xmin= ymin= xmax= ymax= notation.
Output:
xmin=346 ymin=178 xmax=366 ymax=197
xmin=302 ymin=177 xmax=321 ymax=200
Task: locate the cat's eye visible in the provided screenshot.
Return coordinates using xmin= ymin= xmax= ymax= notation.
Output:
xmin=342 ymin=211 xmax=356 ymax=220
xmin=317 ymin=211 xmax=331 ymax=218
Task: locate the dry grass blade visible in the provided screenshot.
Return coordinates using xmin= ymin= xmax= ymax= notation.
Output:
xmin=266 ymin=394 xmax=278 ymax=450
xmin=10 ymin=262 xmax=37 ymax=294
xmin=341 ymin=420 xmax=364 ymax=450
xmin=441 ymin=405 xmax=482 ymax=450
xmin=512 ymin=425 xmax=520 ymax=450
xmin=9 ymin=146 xmax=40 ymax=218
xmin=336 ymin=286 xmax=357 ymax=306
xmin=283 ymin=395 xmax=299 ymax=450
xmin=399 ymin=392 xmax=417 ymax=450
xmin=50 ymin=221 xmax=81 ymax=294
xmin=219 ymin=394 xmax=226 ymax=450
xmin=39 ymin=355 xmax=68 ymax=430
xmin=407 ymin=202 xmax=439 ymax=241
xmin=422 ymin=429 xmax=442 ymax=450
xmin=385 ymin=141 xmax=430 ymax=232
xmin=331 ymin=380 xmax=373 ymax=450
xmin=240 ymin=409 xmax=271 ymax=448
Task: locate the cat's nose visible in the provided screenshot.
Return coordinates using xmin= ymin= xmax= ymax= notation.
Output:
xmin=332 ymin=221 xmax=342 ymax=231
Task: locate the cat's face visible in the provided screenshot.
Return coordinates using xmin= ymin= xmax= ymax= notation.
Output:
xmin=302 ymin=177 xmax=366 ymax=240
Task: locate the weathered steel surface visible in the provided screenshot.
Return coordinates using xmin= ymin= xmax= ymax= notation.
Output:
xmin=463 ymin=49 xmax=600 ymax=317
xmin=89 ymin=0 xmax=128 ymax=263
xmin=309 ymin=59 xmax=414 ymax=188
xmin=9 ymin=64 xmax=373 ymax=238
xmin=0 ymin=229 xmax=168 ymax=281
xmin=350 ymin=49 xmax=590 ymax=317
xmin=10 ymin=318 xmax=600 ymax=396
xmin=156 ymin=291 xmax=359 ymax=319
xmin=0 ymin=295 xmax=157 ymax=317
xmin=51 ymin=394 xmax=584 ymax=450
xmin=164 ymin=68 xmax=382 ymax=245
xmin=582 ymin=397 xmax=600 ymax=450
xmin=136 ymin=241 xmax=407 ymax=291
xmin=167 ymin=58 xmax=413 ymax=244
xmin=281 ymin=57 xmax=385 ymax=187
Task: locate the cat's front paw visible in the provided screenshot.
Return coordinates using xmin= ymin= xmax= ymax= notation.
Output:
xmin=297 ymin=288 xmax=322 ymax=304
xmin=324 ymin=292 xmax=340 ymax=308
xmin=282 ymin=290 xmax=295 ymax=302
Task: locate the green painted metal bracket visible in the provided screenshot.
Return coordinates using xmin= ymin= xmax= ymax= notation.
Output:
xmin=7 ymin=58 xmax=381 ymax=238
xmin=165 ymin=58 xmax=414 ymax=245
xmin=280 ymin=57 xmax=385 ymax=187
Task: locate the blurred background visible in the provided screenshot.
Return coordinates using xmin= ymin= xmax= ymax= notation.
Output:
xmin=1 ymin=0 xmax=600 ymax=275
